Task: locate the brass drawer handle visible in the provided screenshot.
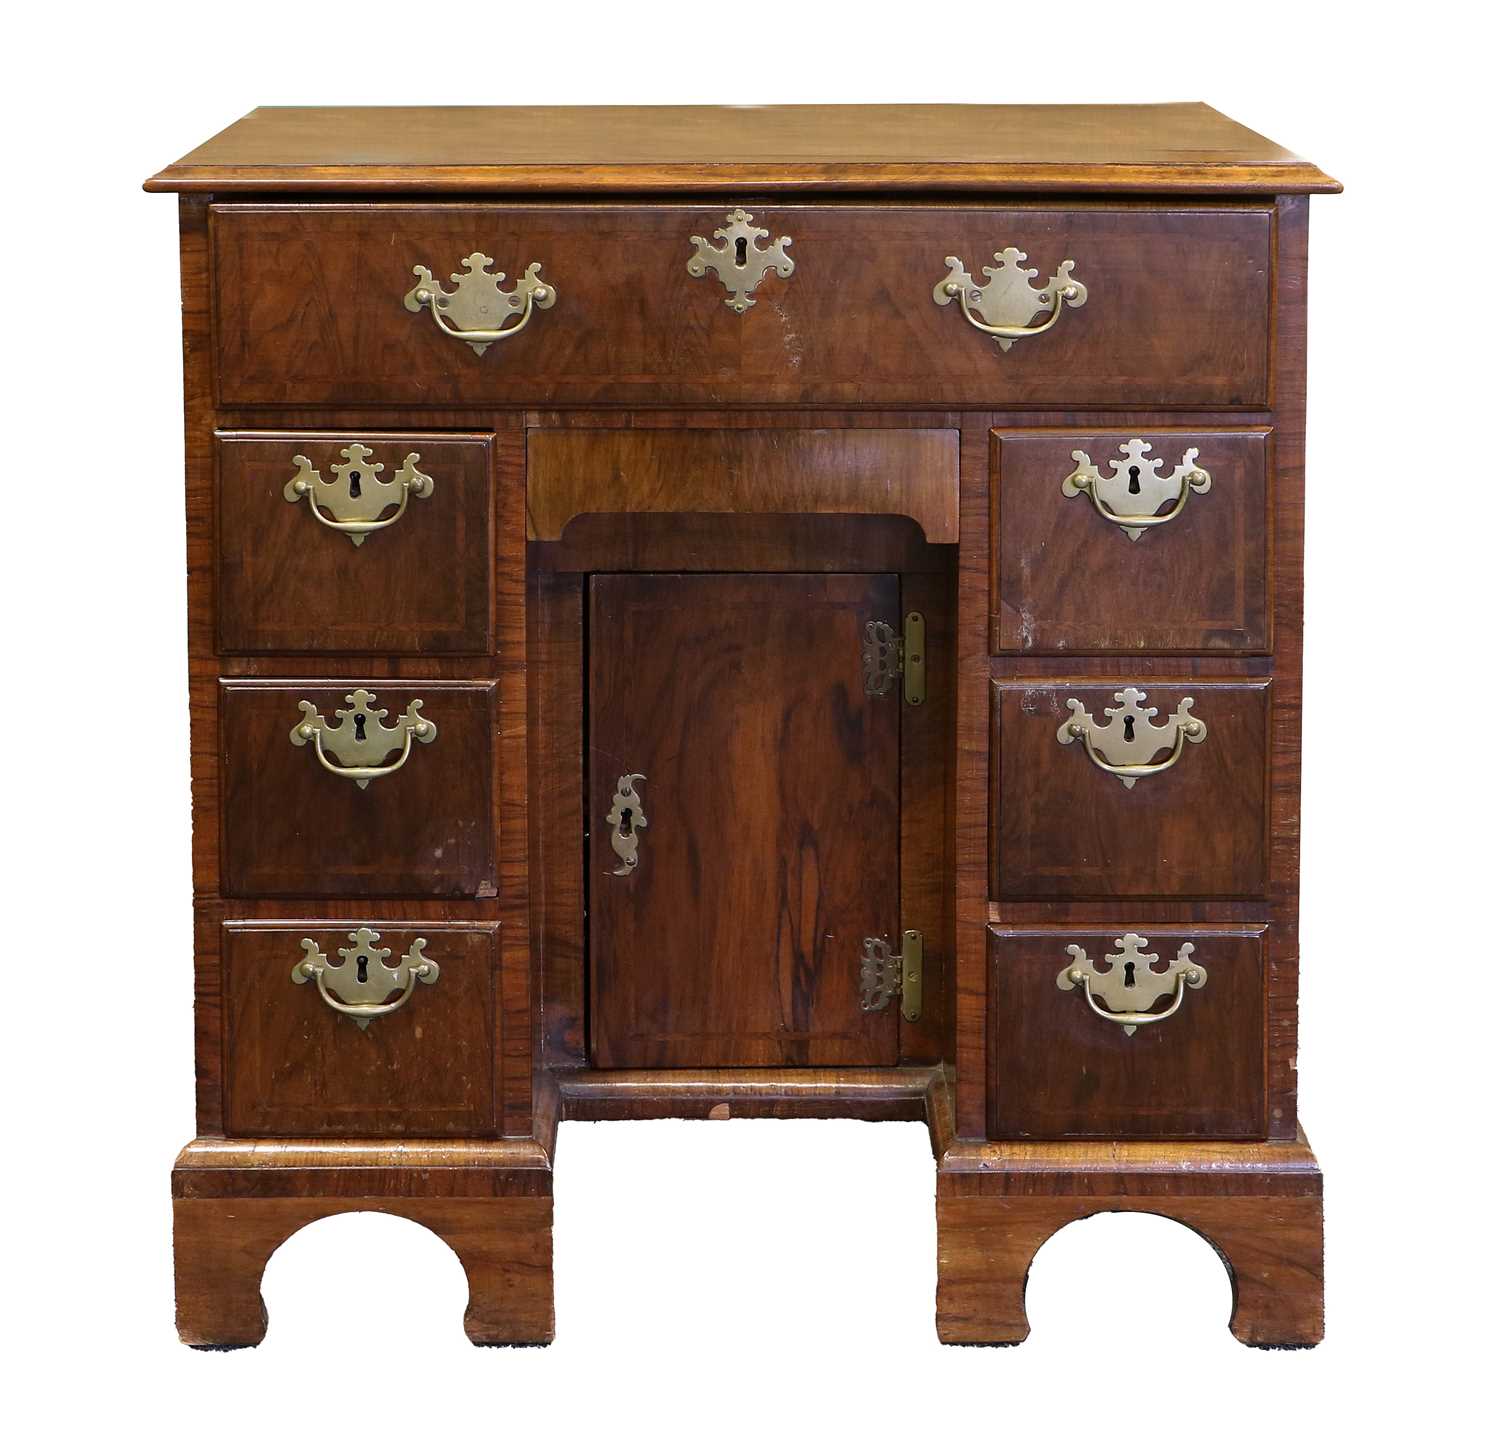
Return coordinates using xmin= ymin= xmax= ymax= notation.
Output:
xmin=1058 ymin=934 xmax=1206 ymax=1036
xmin=290 ymin=689 xmax=436 ymax=790
xmin=933 ymin=247 xmax=1087 ymax=352
xmin=1063 ymin=439 xmax=1211 ymax=541
xmin=1056 ymin=687 xmax=1205 ymax=790
xmin=292 ymin=927 xmax=439 ymax=1030
xmin=283 ymin=444 xmax=434 ymax=548
xmin=605 ymin=773 xmax=647 ymax=876
xmin=403 ymin=252 xmax=555 ymax=356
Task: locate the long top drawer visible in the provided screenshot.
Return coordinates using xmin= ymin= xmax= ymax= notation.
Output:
xmin=211 ymin=202 xmax=1272 ymax=409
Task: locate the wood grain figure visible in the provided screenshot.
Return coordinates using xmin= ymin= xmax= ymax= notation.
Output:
xmin=148 ymin=105 xmax=1337 ymax=1349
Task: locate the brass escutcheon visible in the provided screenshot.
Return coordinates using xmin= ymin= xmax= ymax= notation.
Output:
xmin=605 ymin=773 xmax=647 ymax=876
xmin=686 ymin=209 xmax=794 ymax=312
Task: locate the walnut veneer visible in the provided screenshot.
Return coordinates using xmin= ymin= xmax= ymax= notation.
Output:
xmin=149 ymin=103 xmax=1337 ymax=1349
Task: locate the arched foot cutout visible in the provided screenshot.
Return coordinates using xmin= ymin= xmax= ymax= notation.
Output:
xmin=173 ymin=1194 xmax=553 ymax=1349
xmin=937 ymin=1193 xmax=1322 ymax=1349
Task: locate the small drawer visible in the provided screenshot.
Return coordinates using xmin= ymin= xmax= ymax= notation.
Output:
xmin=992 ymin=429 xmax=1270 ymax=655
xmin=224 ymin=921 xmax=497 ymax=1137
xmin=988 ymin=926 xmax=1266 ymax=1139
xmin=220 ymin=680 xmax=496 ymax=898
xmin=991 ymin=680 xmax=1268 ymax=900
xmin=217 ymin=432 xmax=493 ymax=655
xmin=212 ymin=202 xmax=1270 ymax=408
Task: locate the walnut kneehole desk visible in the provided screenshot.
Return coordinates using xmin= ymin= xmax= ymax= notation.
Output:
xmin=146 ymin=103 xmax=1339 ymax=1349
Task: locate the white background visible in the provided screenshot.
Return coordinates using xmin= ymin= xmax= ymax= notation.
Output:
xmin=3 ymin=2 xmax=1493 ymax=1446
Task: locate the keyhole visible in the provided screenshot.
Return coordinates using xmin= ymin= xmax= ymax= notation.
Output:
xmin=355 ymin=954 xmax=369 ymax=983
xmin=1127 ymin=464 xmax=1141 ymax=496
xmin=1122 ymin=715 xmax=1135 ymax=743
xmin=1123 ymin=960 xmax=1136 ymax=988
xmin=353 ymin=713 xmax=367 ymax=741
xmin=619 ymin=806 xmax=634 ymax=834
xmin=348 ymin=469 xmax=362 ymax=499
xmin=735 ymin=236 xmax=748 ymax=267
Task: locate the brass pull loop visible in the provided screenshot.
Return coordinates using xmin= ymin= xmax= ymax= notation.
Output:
xmin=1058 ymin=935 xmax=1207 ymax=1036
xmin=605 ymin=773 xmax=647 ymax=876
xmin=290 ymin=689 xmax=436 ymax=790
xmin=292 ymin=928 xmax=440 ymax=1030
xmin=933 ymin=248 xmax=1087 ymax=353
xmin=403 ymin=253 xmax=556 ymax=357
xmin=1063 ymin=439 xmax=1211 ymax=541
xmin=283 ymin=445 xmax=434 ymax=548
xmin=1056 ymin=687 xmax=1206 ymax=790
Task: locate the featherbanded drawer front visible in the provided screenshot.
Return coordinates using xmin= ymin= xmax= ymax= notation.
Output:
xmin=211 ymin=202 xmax=1271 ymax=408
xmin=990 ymin=680 xmax=1269 ymax=900
xmin=219 ymin=680 xmax=497 ymax=898
xmin=216 ymin=432 xmax=495 ymax=655
xmin=223 ymin=922 xmax=498 ymax=1137
xmin=987 ymin=927 xmax=1267 ymax=1139
xmin=992 ymin=429 xmax=1271 ymax=655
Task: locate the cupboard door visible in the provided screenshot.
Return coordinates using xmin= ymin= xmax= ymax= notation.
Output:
xmin=589 ymin=574 xmax=900 ymax=1068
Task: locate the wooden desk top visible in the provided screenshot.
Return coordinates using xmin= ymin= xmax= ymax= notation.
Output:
xmin=145 ymin=103 xmax=1339 ymax=195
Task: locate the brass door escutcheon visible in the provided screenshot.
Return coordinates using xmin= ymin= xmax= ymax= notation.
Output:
xmin=292 ymin=927 xmax=440 ymax=1029
xmin=605 ymin=773 xmax=647 ymax=876
xmin=1056 ymin=687 xmax=1205 ymax=789
xmin=404 ymin=252 xmax=555 ymax=355
xmin=1063 ymin=439 xmax=1211 ymax=540
xmin=933 ymin=247 xmax=1087 ymax=352
xmin=686 ymin=209 xmax=794 ymax=312
xmin=283 ymin=444 xmax=434 ymax=547
xmin=290 ymin=688 xmax=436 ymax=789
xmin=1057 ymin=933 xmax=1207 ymax=1035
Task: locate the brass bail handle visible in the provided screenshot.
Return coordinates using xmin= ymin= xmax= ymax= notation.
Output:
xmin=1066 ymin=962 xmax=1202 ymax=1029
xmin=283 ymin=444 xmax=434 ymax=548
xmin=1057 ymin=935 xmax=1208 ymax=1036
xmin=1056 ymin=688 xmax=1206 ymax=790
xmin=1062 ymin=439 xmax=1212 ymax=541
xmin=292 ymin=928 xmax=440 ymax=1030
xmin=403 ymin=253 xmax=556 ymax=356
xmin=289 ymin=689 xmax=437 ymax=789
xmin=932 ymin=247 xmax=1088 ymax=352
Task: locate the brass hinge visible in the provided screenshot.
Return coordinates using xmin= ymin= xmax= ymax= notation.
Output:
xmin=859 ymin=930 xmax=923 ymax=1022
xmin=861 ymin=612 xmax=926 ymax=705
